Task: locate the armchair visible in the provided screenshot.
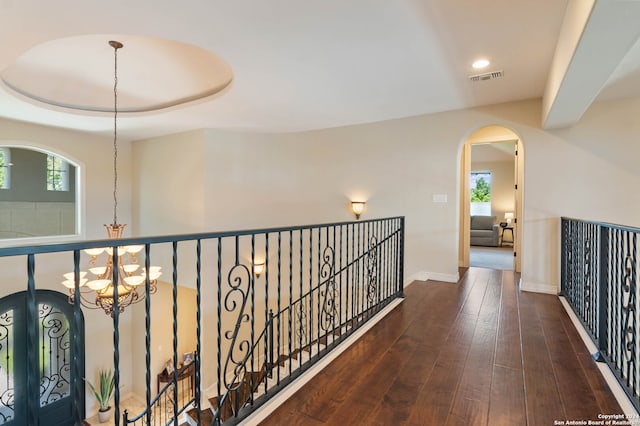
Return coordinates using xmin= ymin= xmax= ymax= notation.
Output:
xmin=470 ymin=215 xmax=499 ymax=247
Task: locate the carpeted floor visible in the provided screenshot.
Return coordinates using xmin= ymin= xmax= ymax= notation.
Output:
xmin=469 ymin=246 xmax=514 ymax=270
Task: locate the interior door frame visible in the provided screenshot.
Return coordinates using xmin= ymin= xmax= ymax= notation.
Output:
xmin=459 ymin=134 xmax=524 ymax=273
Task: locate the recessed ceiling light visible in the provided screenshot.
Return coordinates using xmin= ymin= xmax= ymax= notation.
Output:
xmin=472 ymin=59 xmax=490 ymax=69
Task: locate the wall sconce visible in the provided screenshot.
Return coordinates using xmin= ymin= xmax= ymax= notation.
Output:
xmin=254 ymin=262 xmax=265 ymax=278
xmin=504 ymin=212 xmax=514 ymax=225
xmin=351 ymin=201 xmax=366 ymax=220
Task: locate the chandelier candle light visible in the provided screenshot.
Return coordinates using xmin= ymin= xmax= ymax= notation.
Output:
xmin=62 ymin=40 xmax=161 ymax=316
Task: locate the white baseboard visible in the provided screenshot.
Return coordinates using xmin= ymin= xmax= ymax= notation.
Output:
xmin=240 ymin=298 xmax=404 ymax=425
xmin=519 ymin=279 xmax=558 ymax=295
xmin=558 ymin=296 xmax=639 ymax=418
xmin=406 ymin=271 xmax=459 ymax=284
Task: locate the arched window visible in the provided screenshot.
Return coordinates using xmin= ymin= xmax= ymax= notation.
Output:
xmin=46 ymin=154 xmax=69 ymax=191
xmin=0 ymin=148 xmax=10 ymax=190
xmin=0 ymin=146 xmax=79 ymax=240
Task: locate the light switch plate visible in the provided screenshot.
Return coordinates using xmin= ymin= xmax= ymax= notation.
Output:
xmin=432 ymin=194 xmax=448 ymax=203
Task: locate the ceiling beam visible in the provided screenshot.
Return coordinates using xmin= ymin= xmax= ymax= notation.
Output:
xmin=542 ymin=0 xmax=640 ymax=129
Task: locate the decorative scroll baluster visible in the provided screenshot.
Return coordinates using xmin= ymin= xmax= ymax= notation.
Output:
xmin=621 ymin=234 xmax=637 ymax=391
xmin=367 ymin=235 xmax=379 ymax=307
xmin=320 ymin=245 xmax=337 ymax=333
xmin=222 ymin=259 xmax=251 ymax=397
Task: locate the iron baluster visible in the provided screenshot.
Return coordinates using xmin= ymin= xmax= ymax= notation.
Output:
xmin=195 ymin=239 xmax=202 ymax=425
xmin=308 ymin=229 xmax=320 ymax=356
xmin=72 ymin=249 xmax=84 ymax=423
xmin=144 ymin=244 xmax=152 ymax=425
xmin=26 ymin=254 xmax=37 ymax=426
xmin=112 ymin=246 xmax=120 ymax=426
xmin=250 ymin=234 xmax=255 ymax=405
xmin=277 ymin=232 xmax=282 ymax=386
xmin=216 ymin=238 xmax=222 ymax=424
xmin=268 ymin=310 xmax=274 ymax=381
xmin=399 ymin=217 xmax=405 ymax=297
xmin=331 ymin=226 xmax=342 ymax=341
xmin=172 ymin=241 xmax=179 ymax=424
xmin=264 ymin=234 xmax=270 ymax=392
xmin=338 ymin=224 xmax=343 ymax=339
xmin=299 ymin=230 xmax=303 ymax=370
xmin=288 ymin=230 xmax=293 ymax=378
xmin=597 ymin=226 xmax=609 ymax=362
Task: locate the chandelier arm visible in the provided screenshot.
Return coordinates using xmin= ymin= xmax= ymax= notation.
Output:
xmin=68 ymin=288 xmax=102 ymax=311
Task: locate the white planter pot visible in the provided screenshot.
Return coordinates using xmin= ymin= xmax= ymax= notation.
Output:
xmin=98 ymin=407 xmax=112 ymax=423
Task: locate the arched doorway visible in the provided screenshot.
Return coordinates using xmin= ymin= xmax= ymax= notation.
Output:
xmin=0 ymin=290 xmax=85 ymax=425
xmin=459 ymin=125 xmax=524 ymax=272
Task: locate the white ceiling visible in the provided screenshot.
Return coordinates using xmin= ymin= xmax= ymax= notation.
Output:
xmin=0 ymin=0 xmax=639 ymax=141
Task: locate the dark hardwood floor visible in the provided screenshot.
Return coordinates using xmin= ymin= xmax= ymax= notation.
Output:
xmin=259 ymin=267 xmax=622 ymax=425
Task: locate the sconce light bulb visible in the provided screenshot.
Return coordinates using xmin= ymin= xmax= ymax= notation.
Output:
xmin=254 ymin=262 xmax=265 ymax=278
xmin=351 ymin=201 xmax=366 ymax=220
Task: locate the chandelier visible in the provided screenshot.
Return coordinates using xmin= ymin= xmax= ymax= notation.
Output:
xmin=62 ymin=40 xmax=161 ymax=316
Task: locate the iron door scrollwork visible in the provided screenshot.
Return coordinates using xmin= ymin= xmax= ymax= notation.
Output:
xmin=38 ymin=303 xmax=71 ymax=407
xmin=0 ymin=310 xmax=14 ymax=423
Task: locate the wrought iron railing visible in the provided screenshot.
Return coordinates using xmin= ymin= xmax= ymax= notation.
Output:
xmin=561 ymin=217 xmax=640 ymax=411
xmin=208 ymin=218 xmax=404 ymax=424
xmin=0 ymin=216 xmax=404 ymax=425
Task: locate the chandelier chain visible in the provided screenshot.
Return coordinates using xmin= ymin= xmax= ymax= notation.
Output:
xmin=112 ymin=42 xmax=119 ymax=226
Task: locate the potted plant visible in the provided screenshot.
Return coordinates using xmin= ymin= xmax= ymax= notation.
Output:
xmin=86 ymin=369 xmax=115 ymax=423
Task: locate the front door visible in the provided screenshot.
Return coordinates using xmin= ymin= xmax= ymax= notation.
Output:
xmin=0 ymin=290 xmax=84 ymax=425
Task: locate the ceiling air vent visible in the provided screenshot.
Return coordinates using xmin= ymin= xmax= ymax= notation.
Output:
xmin=469 ymin=70 xmax=504 ymax=82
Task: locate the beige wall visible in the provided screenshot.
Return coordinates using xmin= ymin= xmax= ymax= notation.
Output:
xmin=132 ymin=129 xmax=205 ymax=236
xmin=133 ymin=96 xmax=640 ymax=296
